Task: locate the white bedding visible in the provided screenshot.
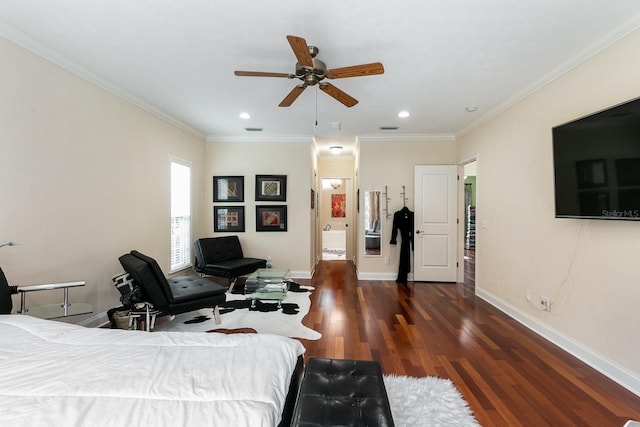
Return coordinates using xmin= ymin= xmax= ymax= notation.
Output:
xmin=0 ymin=315 xmax=305 ymax=427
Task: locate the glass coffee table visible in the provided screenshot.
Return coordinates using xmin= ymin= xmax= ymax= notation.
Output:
xmin=244 ymin=269 xmax=290 ymax=308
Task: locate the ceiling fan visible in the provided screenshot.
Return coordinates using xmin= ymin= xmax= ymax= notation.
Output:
xmin=234 ymin=35 xmax=384 ymax=108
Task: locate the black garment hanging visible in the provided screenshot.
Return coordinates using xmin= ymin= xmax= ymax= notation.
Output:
xmin=390 ymin=206 xmax=414 ymax=284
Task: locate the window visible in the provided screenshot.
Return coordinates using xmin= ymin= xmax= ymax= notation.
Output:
xmin=170 ymin=159 xmax=191 ymax=272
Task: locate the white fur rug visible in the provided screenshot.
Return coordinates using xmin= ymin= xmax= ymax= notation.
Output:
xmin=153 ymin=287 xmax=321 ymax=340
xmin=383 ymin=375 xmax=480 ymax=427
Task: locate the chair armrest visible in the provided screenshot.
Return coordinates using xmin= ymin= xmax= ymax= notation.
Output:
xmin=16 ymin=281 xmax=85 ymax=293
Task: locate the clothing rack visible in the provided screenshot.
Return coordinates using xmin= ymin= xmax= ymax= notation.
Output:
xmin=382 ymin=186 xmax=391 ymax=219
xmin=400 ymin=185 xmax=408 ymax=207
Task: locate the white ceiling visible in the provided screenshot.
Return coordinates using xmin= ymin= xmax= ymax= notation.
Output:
xmin=1 ymin=1 xmax=640 ymax=155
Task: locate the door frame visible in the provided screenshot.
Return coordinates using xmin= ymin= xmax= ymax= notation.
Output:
xmin=458 ymin=156 xmax=478 ymax=286
xmin=319 ymin=176 xmax=355 ymax=262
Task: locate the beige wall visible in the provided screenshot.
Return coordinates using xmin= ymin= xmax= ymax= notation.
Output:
xmin=357 ymin=139 xmax=457 ymax=277
xmin=457 ymin=28 xmax=640 ymax=392
xmin=1 ymin=37 xmax=206 ymax=323
xmin=204 ymin=140 xmax=313 ymax=277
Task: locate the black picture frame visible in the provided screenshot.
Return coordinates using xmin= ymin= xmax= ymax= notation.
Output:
xmin=214 ymin=206 xmax=245 ymax=232
xmin=213 ymin=176 xmax=244 ymax=202
xmin=255 ymin=205 xmax=287 ymax=232
xmin=255 ymin=175 xmax=287 ymax=201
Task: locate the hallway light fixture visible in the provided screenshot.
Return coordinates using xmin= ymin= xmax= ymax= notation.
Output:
xmin=329 ymin=146 xmax=343 ymax=155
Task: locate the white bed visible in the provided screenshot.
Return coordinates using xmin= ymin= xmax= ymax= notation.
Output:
xmin=0 ymin=315 xmax=305 ymax=427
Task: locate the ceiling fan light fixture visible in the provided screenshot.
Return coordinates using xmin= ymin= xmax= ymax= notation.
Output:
xmin=234 ymin=35 xmax=384 ymax=108
xmin=330 ymin=146 xmax=343 ymax=155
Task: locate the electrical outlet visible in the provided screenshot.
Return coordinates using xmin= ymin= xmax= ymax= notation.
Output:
xmin=540 ymin=296 xmax=551 ymax=312
xmin=525 ymin=289 xmax=531 ymax=302
xmin=384 ymin=257 xmax=390 ymax=265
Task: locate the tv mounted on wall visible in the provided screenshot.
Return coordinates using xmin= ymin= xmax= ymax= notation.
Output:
xmin=552 ymin=97 xmax=640 ymax=220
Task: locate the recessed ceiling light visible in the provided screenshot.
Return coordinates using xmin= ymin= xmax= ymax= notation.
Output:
xmin=329 ymin=146 xmax=343 ymax=155
xmin=239 ymin=112 xmax=251 ymax=119
xmin=398 ymin=111 xmax=410 ymax=118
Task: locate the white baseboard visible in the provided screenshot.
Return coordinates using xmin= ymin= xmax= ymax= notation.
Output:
xmin=357 ymin=271 xmax=415 ymax=281
xmin=291 ymin=270 xmax=312 ymax=280
xmin=476 ymin=288 xmax=640 ymax=398
xmin=357 ymin=272 xmax=401 ymax=281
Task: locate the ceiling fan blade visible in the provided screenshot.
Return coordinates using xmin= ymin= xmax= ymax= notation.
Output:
xmin=234 ymin=71 xmax=293 ymax=78
xmin=279 ymin=84 xmax=307 ymax=107
xmin=319 ymin=83 xmax=358 ymax=107
xmin=286 ymin=35 xmax=313 ymax=68
xmin=325 ymin=62 xmax=385 ymax=79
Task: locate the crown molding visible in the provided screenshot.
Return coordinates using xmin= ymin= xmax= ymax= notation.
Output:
xmin=357 ymin=134 xmax=456 ymax=143
xmin=205 ymin=135 xmax=314 ymax=144
xmin=0 ymin=25 xmax=205 ymax=140
xmin=456 ymin=13 xmax=640 ymax=139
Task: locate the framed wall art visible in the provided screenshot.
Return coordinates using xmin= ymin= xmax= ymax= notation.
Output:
xmin=255 ymin=205 xmax=287 ymax=232
xmin=213 ymin=176 xmax=244 ymax=202
xmin=331 ymin=193 xmax=346 ymax=218
xmin=214 ymin=206 xmax=245 ymax=232
xmin=255 ymin=175 xmax=287 ymax=201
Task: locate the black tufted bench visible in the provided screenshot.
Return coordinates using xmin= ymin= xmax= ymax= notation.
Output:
xmin=291 ymin=358 xmax=395 ymax=427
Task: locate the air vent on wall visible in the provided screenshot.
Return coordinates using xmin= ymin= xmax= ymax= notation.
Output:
xmin=245 ymin=127 xmax=263 ymax=132
xmin=379 ymin=126 xmax=399 ymax=130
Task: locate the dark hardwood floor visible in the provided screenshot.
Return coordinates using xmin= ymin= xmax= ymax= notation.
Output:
xmin=296 ymin=259 xmax=640 ymax=426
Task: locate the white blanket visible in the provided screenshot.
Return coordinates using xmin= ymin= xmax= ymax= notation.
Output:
xmin=0 ymin=315 xmax=305 ymax=427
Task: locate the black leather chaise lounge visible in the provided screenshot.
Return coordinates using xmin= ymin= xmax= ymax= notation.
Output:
xmin=193 ymin=236 xmax=266 ymax=291
xmin=0 ymin=268 xmax=17 ymax=314
xmin=118 ymin=250 xmax=226 ymax=324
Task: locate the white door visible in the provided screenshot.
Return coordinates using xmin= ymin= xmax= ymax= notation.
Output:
xmin=414 ymin=165 xmax=458 ymax=282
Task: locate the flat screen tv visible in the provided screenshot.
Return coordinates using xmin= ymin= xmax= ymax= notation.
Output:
xmin=552 ymin=97 xmax=640 ymax=220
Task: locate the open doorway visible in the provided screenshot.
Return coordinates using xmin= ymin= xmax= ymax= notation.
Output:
xmin=463 ymin=161 xmax=477 ymax=288
xmin=320 ymin=178 xmax=351 ymax=261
